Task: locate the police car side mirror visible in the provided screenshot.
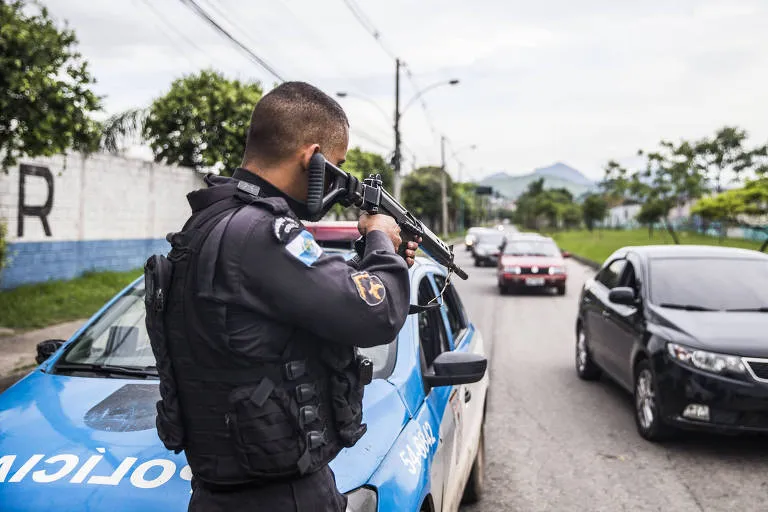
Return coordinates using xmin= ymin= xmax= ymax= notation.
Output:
xmin=36 ymin=339 xmax=66 ymax=365
xmin=424 ymin=352 xmax=487 ymax=387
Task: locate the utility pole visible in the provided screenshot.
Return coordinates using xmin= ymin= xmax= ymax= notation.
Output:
xmin=392 ymin=58 xmax=402 ymax=201
xmin=440 ymin=135 xmax=448 ymax=235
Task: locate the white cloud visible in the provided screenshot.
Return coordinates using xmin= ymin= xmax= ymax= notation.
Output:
xmin=40 ymin=0 xmax=768 ymax=181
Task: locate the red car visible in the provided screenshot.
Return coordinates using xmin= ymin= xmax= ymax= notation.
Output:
xmin=303 ymin=220 xmax=360 ymax=250
xmin=497 ymin=234 xmax=570 ymax=295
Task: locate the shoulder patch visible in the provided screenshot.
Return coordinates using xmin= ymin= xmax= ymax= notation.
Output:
xmin=285 ymin=230 xmax=324 ymax=267
xmin=273 ymin=216 xmax=303 ymax=244
xmin=351 ymin=271 xmax=386 ymax=306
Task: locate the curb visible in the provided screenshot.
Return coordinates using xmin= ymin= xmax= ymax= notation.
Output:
xmin=566 ymin=252 xmax=602 ymax=270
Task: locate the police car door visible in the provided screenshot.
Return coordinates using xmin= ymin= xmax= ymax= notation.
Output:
xmin=416 ymin=274 xmax=456 ymax=512
xmin=433 ymin=274 xmax=478 ymax=512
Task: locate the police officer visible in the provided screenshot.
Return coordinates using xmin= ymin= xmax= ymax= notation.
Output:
xmin=146 ymin=81 xmax=419 ymax=512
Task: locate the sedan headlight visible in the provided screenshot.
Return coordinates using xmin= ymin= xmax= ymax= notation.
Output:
xmin=504 ymin=266 xmax=522 ymax=274
xmin=667 ymin=343 xmax=746 ymax=375
xmin=548 ymin=266 xmax=565 ymax=275
xmin=345 ymin=487 xmax=377 ymax=512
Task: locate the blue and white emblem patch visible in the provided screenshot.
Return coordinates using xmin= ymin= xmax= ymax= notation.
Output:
xmin=285 ymin=230 xmax=324 ymax=267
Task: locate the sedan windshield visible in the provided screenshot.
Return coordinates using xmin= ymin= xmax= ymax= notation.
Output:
xmin=57 ymin=278 xmax=395 ymax=378
xmin=649 ymin=257 xmax=768 ymax=311
xmin=503 ymin=240 xmax=560 ymax=257
xmin=476 ymin=232 xmax=505 ymax=246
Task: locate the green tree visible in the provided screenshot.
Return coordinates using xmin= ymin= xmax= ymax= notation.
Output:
xmin=560 ymin=202 xmax=583 ymax=229
xmin=103 ymin=69 xmax=263 ymax=175
xmin=342 ymin=147 xmax=394 ymax=191
xmin=0 ymin=0 xmax=102 ymax=171
xmin=402 ymin=166 xmax=454 ymax=233
xmin=582 ymin=194 xmax=608 ymax=231
xmin=693 ymin=126 xmax=768 ymax=192
xmin=692 ymin=178 xmax=768 ymax=252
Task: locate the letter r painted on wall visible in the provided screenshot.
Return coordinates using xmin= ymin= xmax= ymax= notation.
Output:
xmin=17 ymin=164 xmax=54 ymax=237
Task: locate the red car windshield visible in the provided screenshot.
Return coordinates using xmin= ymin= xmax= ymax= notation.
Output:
xmin=503 ymin=240 xmax=560 ymax=257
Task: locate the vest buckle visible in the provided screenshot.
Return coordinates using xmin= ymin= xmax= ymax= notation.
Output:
xmin=295 ymin=383 xmax=316 ymax=403
xmin=284 ymin=360 xmax=307 ymax=381
xmin=306 ymin=430 xmax=327 ymax=450
xmin=299 ymin=405 xmax=319 ymax=429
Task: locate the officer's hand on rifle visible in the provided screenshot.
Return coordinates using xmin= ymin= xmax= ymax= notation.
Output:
xmin=358 ymin=213 xmax=421 ymax=267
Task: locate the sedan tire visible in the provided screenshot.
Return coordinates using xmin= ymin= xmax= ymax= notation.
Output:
xmin=575 ymin=326 xmax=601 ymax=380
xmin=633 ymin=360 xmax=674 ymax=442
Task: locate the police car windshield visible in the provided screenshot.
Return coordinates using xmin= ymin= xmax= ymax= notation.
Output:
xmin=57 ymin=280 xmax=156 ymax=372
xmin=56 ymin=277 xmax=396 ymax=379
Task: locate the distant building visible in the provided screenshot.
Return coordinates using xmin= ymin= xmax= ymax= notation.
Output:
xmin=602 ymin=203 xmax=642 ymax=229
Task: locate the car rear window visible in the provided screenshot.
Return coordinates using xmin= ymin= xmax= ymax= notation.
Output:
xmin=502 ymin=240 xmax=560 ymax=257
xmin=477 ymin=232 xmax=505 ymax=245
xmin=649 ymin=257 xmax=768 ymax=310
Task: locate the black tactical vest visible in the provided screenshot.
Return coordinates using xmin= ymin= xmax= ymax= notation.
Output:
xmin=144 ymin=179 xmax=371 ymax=489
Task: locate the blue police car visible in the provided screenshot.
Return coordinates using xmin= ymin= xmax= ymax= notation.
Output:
xmin=0 ymin=253 xmax=489 ymax=512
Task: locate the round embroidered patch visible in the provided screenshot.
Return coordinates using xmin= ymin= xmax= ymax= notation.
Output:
xmin=272 ymin=216 xmax=302 ymax=244
xmin=351 ymin=271 xmax=386 ymax=306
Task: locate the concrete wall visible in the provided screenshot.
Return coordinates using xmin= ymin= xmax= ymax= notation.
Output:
xmin=0 ymin=153 xmax=205 ymax=289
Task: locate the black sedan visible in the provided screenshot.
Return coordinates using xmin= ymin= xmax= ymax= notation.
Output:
xmin=472 ymin=229 xmax=507 ymax=267
xmin=575 ymin=245 xmax=768 ymax=441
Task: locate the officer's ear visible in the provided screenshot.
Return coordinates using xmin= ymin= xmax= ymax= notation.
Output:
xmin=299 ymin=144 xmax=321 ymax=173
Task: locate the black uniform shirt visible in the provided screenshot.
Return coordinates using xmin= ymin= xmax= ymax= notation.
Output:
xmin=187 ymin=169 xmax=411 ymax=511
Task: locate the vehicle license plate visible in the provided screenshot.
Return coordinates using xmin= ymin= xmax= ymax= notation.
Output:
xmin=525 ymin=277 xmax=545 ymax=286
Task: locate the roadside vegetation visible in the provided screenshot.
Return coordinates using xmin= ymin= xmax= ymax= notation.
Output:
xmin=0 ymin=269 xmax=142 ymax=330
xmin=550 ymin=229 xmax=764 ymax=266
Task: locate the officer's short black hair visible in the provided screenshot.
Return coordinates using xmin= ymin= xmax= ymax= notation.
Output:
xmin=243 ymin=81 xmax=349 ymax=167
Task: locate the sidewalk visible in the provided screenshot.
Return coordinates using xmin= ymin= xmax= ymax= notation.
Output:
xmin=0 ymin=319 xmax=85 ymax=392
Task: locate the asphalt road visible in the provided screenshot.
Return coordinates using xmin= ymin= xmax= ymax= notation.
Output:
xmin=453 ymin=248 xmax=768 ymax=512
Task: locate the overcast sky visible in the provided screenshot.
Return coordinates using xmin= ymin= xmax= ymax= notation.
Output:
xmin=43 ymin=0 xmax=768 ymax=181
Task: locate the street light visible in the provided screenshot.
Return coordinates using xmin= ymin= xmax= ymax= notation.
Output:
xmin=335 ymin=91 xmax=391 ymax=126
xmin=400 ymin=79 xmax=460 ymax=117
xmin=337 ymin=61 xmax=460 ymax=202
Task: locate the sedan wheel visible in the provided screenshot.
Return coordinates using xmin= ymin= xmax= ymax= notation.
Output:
xmin=575 ymin=327 xmax=601 ymax=380
xmin=633 ymin=360 xmax=674 ymax=442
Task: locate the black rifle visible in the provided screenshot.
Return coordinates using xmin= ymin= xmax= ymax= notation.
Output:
xmin=306 ymin=153 xmax=468 ymax=281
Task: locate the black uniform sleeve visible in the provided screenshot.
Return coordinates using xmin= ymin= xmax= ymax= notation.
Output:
xmin=236 ymin=217 xmax=410 ymax=348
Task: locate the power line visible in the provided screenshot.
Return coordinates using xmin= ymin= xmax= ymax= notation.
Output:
xmin=178 ymin=0 xmax=285 ymax=82
xmin=134 ymin=0 xmax=198 ymax=67
xmin=338 ymin=0 xmax=443 ymax=145
xmin=339 ymin=0 xmax=398 ymax=60
xmin=350 ymin=128 xmax=391 ymax=151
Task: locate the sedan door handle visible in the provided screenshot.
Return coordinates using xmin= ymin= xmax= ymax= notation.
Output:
xmin=464 ymin=389 xmax=472 ymax=402
xmin=602 ymin=310 xmax=610 ymax=317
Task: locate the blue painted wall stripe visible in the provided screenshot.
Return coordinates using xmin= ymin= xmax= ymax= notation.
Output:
xmin=0 ymin=238 xmax=171 ymax=290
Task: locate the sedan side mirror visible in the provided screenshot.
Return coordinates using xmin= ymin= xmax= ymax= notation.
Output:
xmin=424 ymin=351 xmax=487 ymax=387
xmin=561 ymin=250 xmax=571 ymax=258
xmin=36 ymin=339 xmax=66 ymax=364
xmin=608 ymin=287 xmax=636 ymax=306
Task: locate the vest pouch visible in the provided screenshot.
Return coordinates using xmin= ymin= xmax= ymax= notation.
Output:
xmin=144 ymin=254 xmax=185 ymax=453
xmin=225 ymin=377 xmax=309 ymax=478
xmin=328 ymin=354 xmax=371 ymax=448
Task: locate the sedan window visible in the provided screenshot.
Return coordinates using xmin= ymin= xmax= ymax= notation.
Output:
xmin=596 ymin=259 xmax=626 ymax=289
xmin=649 ymin=257 xmax=768 ymax=311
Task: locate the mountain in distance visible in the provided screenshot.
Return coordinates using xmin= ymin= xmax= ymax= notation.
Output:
xmin=479 ymin=162 xmax=596 ymax=200
xmin=533 ymin=162 xmax=593 ymax=186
